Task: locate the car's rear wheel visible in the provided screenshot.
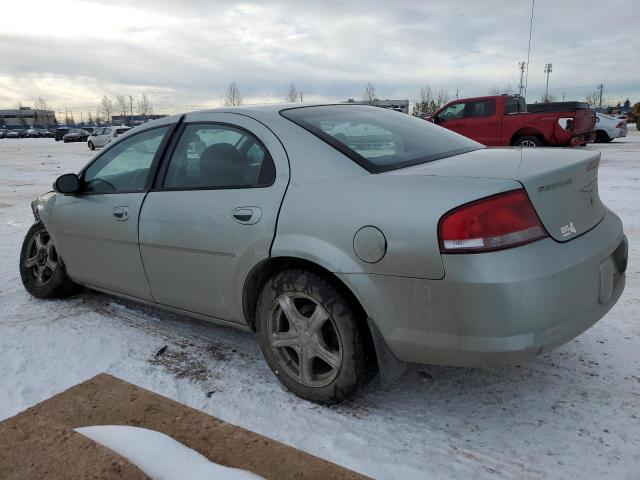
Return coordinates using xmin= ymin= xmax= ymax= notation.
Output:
xmin=514 ymin=135 xmax=542 ymax=147
xmin=88 ymin=141 xmax=95 ymax=150
xmin=256 ymin=269 xmax=368 ymax=404
xmin=595 ymin=130 xmax=611 ymax=143
xmin=20 ymin=222 xmax=80 ymax=298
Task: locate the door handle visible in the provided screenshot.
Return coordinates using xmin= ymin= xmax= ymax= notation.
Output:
xmin=232 ymin=206 xmax=262 ymax=225
xmin=113 ymin=206 xmax=130 ymax=221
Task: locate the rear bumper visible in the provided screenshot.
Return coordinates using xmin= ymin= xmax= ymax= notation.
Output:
xmin=569 ymin=131 xmax=595 ymax=146
xmin=339 ymin=209 xmax=626 ymax=366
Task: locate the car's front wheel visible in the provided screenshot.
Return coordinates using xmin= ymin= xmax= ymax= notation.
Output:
xmin=19 ymin=222 xmax=80 ymax=298
xmin=256 ymin=269 xmax=369 ymax=404
xmin=88 ymin=141 xmax=95 ymax=150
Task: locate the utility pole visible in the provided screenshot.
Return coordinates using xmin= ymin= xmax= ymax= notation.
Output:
xmin=129 ymin=95 xmax=134 ymax=126
xmin=562 ymin=91 xmax=565 ymax=101
xmin=598 ymin=83 xmax=604 ymax=110
xmin=456 ymin=88 xmax=459 ymax=100
xmin=544 ymin=63 xmax=552 ymax=102
xmin=300 ymin=92 xmax=303 ymax=102
xmin=518 ymin=61 xmax=526 ymax=96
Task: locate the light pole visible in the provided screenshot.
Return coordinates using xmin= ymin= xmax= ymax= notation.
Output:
xmin=544 ymin=63 xmax=552 ymax=102
xmin=518 ymin=61 xmax=526 ymax=96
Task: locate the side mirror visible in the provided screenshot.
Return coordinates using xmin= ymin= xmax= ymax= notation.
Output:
xmin=54 ymin=173 xmax=80 ymax=194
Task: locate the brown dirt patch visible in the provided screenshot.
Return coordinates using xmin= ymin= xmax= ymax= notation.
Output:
xmin=0 ymin=373 xmax=369 ymax=480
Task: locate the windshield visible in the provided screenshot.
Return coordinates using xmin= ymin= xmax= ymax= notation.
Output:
xmin=281 ymin=105 xmax=482 ymax=173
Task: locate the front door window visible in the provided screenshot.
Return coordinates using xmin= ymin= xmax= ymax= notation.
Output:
xmin=82 ymin=126 xmax=169 ymax=193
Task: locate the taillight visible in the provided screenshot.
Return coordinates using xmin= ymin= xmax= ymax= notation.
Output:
xmin=438 ymin=189 xmax=548 ymax=253
xmin=615 ymin=122 xmax=626 ymax=129
xmin=558 ymin=117 xmax=573 ymax=131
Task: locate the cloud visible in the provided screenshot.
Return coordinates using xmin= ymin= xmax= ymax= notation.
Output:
xmin=1 ymin=0 xmax=638 ymax=113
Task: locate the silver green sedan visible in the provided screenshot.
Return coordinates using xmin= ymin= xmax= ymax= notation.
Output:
xmin=20 ymin=104 xmax=627 ymax=404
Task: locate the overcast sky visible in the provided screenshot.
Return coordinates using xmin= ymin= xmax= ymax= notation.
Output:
xmin=0 ymin=0 xmax=638 ymax=116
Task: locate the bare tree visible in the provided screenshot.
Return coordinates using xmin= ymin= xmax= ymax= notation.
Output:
xmin=225 ymin=81 xmax=243 ymax=106
xmin=115 ymin=94 xmax=129 ymax=122
xmin=99 ymin=95 xmax=114 ymax=124
xmin=435 ymin=88 xmax=450 ymax=108
xmin=412 ymin=86 xmax=434 ymax=117
xmin=94 ymin=112 xmax=102 ymax=125
xmin=585 ymin=91 xmax=600 ymax=108
xmin=362 ymin=82 xmax=377 ymax=104
xmin=489 ymin=85 xmax=514 ymax=95
xmin=87 ymin=111 xmax=93 ymax=125
xmin=286 ymin=82 xmax=299 ymax=102
xmin=33 ymin=97 xmax=54 ymax=127
xmin=35 ymin=97 xmax=49 ymax=111
xmin=136 ymin=93 xmax=153 ymax=122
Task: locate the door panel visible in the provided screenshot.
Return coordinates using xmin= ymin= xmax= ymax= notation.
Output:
xmin=139 ymin=113 xmax=289 ymax=323
xmin=45 ymin=125 xmax=172 ymax=300
xmin=465 ymin=99 xmax=500 ymax=145
xmin=48 ymin=193 xmax=152 ymax=299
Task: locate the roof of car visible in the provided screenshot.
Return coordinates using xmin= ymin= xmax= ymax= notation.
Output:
xmin=195 ymin=102 xmax=370 ymax=116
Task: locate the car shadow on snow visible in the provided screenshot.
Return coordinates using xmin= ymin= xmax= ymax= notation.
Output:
xmin=75 ymin=290 xmax=613 ymax=430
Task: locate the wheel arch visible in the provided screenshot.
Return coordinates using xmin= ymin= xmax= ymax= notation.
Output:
xmin=510 ymin=128 xmax=545 ymax=146
xmin=242 ymin=255 xmax=378 ymax=371
xmin=243 ymin=256 xmax=367 ymax=330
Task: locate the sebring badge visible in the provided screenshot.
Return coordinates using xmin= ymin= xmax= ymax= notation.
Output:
xmin=561 ymin=222 xmax=577 ymax=237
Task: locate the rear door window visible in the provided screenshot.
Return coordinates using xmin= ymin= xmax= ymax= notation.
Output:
xmin=163 ymin=124 xmax=275 ymax=189
xmin=281 ymin=105 xmax=482 ymax=173
xmin=466 ymin=100 xmax=496 ymax=118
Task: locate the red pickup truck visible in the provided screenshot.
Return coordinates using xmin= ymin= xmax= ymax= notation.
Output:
xmin=431 ymin=95 xmax=596 ymax=147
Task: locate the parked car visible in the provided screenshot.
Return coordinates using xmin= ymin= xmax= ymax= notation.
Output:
xmin=431 ymin=95 xmax=596 ymax=147
xmin=595 ymin=113 xmax=628 ymax=143
xmin=62 ymin=129 xmax=91 ymax=143
xmin=54 ymin=128 xmax=70 ymax=141
xmin=0 ymin=129 xmax=7 ymax=139
xmin=21 ymin=105 xmax=627 ymax=404
xmin=87 ymin=126 xmax=131 ymax=150
xmin=6 ymin=129 xmax=26 ymax=138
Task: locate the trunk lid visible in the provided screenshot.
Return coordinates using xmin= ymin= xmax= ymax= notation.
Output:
xmin=390 ymin=147 xmax=605 ymax=242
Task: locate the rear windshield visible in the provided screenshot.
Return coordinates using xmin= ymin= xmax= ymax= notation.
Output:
xmin=281 ymin=105 xmax=482 ymax=173
xmin=116 ymin=128 xmax=129 ymax=134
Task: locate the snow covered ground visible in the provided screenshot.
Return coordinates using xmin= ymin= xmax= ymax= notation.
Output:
xmin=1 ymin=134 xmax=638 ymax=479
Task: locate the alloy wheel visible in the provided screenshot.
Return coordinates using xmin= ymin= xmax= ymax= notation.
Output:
xmin=520 ymin=139 xmax=538 ymax=147
xmin=24 ymin=229 xmax=59 ymax=286
xmin=267 ymin=292 xmax=342 ymax=387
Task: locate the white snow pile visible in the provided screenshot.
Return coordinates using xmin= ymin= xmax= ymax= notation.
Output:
xmin=75 ymin=425 xmax=264 ymax=480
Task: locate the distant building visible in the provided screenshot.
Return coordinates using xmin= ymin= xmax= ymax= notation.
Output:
xmin=0 ymin=107 xmax=56 ymax=128
xmin=111 ymin=114 xmax=168 ymax=126
xmin=344 ymin=99 xmax=410 ymax=114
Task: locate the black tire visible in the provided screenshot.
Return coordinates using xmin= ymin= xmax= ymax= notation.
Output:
xmin=88 ymin=141 xmax=95 ymax=150
xmin=595 ymin=130 xmax=610 ymax=143
xmin=513 ymin=135 xmax=542 ymax=147
xmin=256 ymin=269 xmax=369 ymax=404
xmin=19 ymin=222 xmax=80 ymax=298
